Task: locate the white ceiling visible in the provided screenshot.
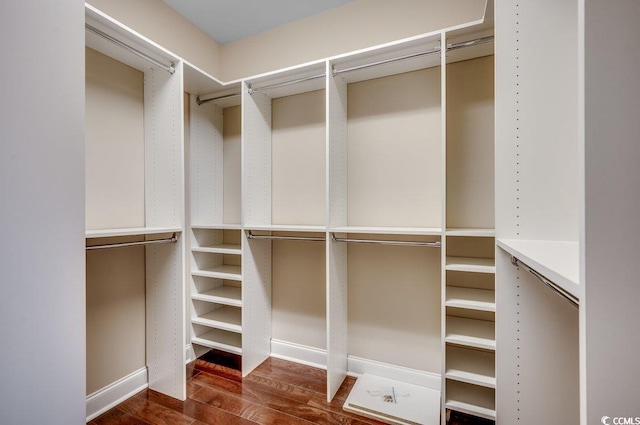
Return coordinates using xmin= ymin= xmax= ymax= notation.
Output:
xmin=162 ymin=0 xmax=356 ymax=45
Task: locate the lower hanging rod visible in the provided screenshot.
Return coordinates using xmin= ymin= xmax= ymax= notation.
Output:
xmin=510 ymin=256 xmax=579 ymax=308
xmin=86 ymin=233 xmax=178 ymax=251
xmin=197 ymin=92 xmax=241 ymax=105
xmin=331 ymin=233 xmax=441 ymax=248
xmin=247 ymin=231 xmax=325 ymax=242
xmin=85 ymin=23 xmax=175 ymax=75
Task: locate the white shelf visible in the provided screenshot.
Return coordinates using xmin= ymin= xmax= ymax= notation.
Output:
xmin=191 ymin=306 xmax=242 ymax=333
xmin=192 ymin=244 xmax=241 ymax=255
xmin=446 ymin=287 xmax=495 ymax=312
xmin=192 ymin=328 xmax=242 ymax=355
xmin=446 ymin=228 xmax=495 ymax=237
xmin=192 ymin=286 xmax=242 ymax=308
xmin=445 ymin=400 xmax=496 ymax=421
xmin=191 ymin=224 xmax=242 ymax=230
xmin=446 ymin=257 xmax=495 ymax=273
xmin=192 ymin=265 xmax=242 ymax=281
xmin=446 ymin=369 xmax=496 ymax=389
xmin=85 ymin=226 xmax=182 ymax=238
xmin=330 ymin=226 xmax=442 ymax=236
xmin=446 ymin=316 xmax=495 ymax=351
xmin=246 ymin=224 xmax=326 ymax=232
xmin=497 ymin=238 xmax=580 ymax=300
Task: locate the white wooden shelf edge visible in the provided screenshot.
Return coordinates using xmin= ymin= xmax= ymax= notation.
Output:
xmin=445 ymin=400 xmax=496 ymax=421
xmin=496 ymin=238 xmax=580 ymax=300
xmin=446 ymin=287 xmax=496 ymax=312
xmin=86 ymin=226 xmax=182 ymax=238
xmin=446 ymin=257 xmax=496 ymax=274
xmin=330 ymin=226 xmax=442 ymax=236
xmin=191 ymin=286 xmax=242 ymax=308
xmin=445 ymin=369 xmax=496 ymax=389
xmin=446 ymin=228 xmax=495 ymax=237
xmin=192 ymin=224 xmax=242 ymax=230
xmin=245 ymin=224 xmax=326 ymax=232
xmin=446 ymin=317 xmax=496 ymax=351
xmin=192 ymin=265 xmax=242 ymax=281
xmin=191 ymin=307 xmax=242 ymax=334
xmin=191 ymin=329 xmax=242 ymax=355
xmin=192 ymin=244 xmax=242 ymax=255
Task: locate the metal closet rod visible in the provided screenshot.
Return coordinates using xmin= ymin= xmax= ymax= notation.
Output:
xmin=248 ymin=73 xmax=326 ymax=94
xmin=510 ymin=256 xmax=579 ymax=308
xmin=86 ymin=233 xmax=178 ymax=251
xmin=331 ymin=233 xmax=441 ymax=248
xmin=85 ymin=23 xmax=176 ymax=75
xmin=333 ymin=35 xmax=495 ymax=76
xmin=247 ymin=231 xmax=325 ymax=242
xmin=197 ymin=92 xmax=241 ymax=105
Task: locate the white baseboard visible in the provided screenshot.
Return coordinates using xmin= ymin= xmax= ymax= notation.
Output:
xmin=86 ymin=367 xmax=148 ymax=422
xmin=268 ymin=340 xmax=441 ymax=391
xmin=347 ymin=356 xmax=441 ymax=391
xmin=270 ymin=339 xmax=327 ymax=369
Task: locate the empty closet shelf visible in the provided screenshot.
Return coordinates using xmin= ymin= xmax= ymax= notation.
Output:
xmin=192 ymin=286 xmax=242 ymax=307
xmin=446 ymin=257 xmax=495 ymax=273
xmin=446 ymin=317 xmax=495 ymax=351
xmin=330 ymin=226 xmax=442 ymax=236
xmin=245 ymin=224 xmax=326 ymax=232
xmin=445 ymin=400 xmax=496 ymax=421
xmin=192 ymin=244 xmax=241 ymax=255
xmin=85 ymin=226 xmax=182 ymax=238
xmin=446 ymin=369 xmax=496 ymax=389
xmin=446 ymin=287 xmax=495 ymax=312
xmin=192 ymin=307 xmax=242 ymax=333
xmin=191 ymin=224 xmax=242 ymax=230
xmin=192 ymin=265 xmax=242 ymax=281
xmin=192 ymin=329 xmax=242 ymax=355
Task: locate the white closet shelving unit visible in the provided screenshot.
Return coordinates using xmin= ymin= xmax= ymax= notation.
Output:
xmin=495 ymin=0 xmax=580 ymax=423
xmin=84 ymin=3 xmax=186 ymax=410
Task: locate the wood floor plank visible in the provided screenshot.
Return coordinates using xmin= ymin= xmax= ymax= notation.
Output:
xmin=119 ymin=392 xmax=196 ymax=425
xmin=91 ymin=407 xmax=151 ymax=425
xmin=191 ymin=382 xmax=316 ymax=425
xmin=252 ymin=358 xmax=327 ymax=393
xmin=192 ymin=358 xmax=243 ymax=382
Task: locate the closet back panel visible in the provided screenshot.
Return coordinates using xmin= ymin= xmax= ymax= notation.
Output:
xmin=272 ymin=90 xmax=326 ymax=226
xmin=347 ymin=68 xmax=442 ymax=228
xmin=86 ymin=242 xmax=146 ymax=395
xmin=348 ymin=240 xmax=441 ymax=372
xmin=85 ymin=47 xmax=144 ymax=230
xmin=446 ymin=55 xmax=494 ymax=229
xmin=272 ymin=239 xmax=327 ymax=349
xmin=223 ymin=106 xmax=242 ymax=224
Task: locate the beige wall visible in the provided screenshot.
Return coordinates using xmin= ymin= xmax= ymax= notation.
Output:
xmin=220 ymin=0 xmax=487 ymax=80
xmin=88 ymin=0 xmax=221 ymax=77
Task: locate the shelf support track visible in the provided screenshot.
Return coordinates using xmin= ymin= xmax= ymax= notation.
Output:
xmin=510 ymin=256 xmax=579 ymax=308
xmin=86 ymin=233 xmax=178 ymax=251
xmin=247 ymin=231 xmax=325 ymax=242
xmin=331 ymin=233 xmax=441 ymax=248
xmin=85 ymin=23 xmax=175 ymax=75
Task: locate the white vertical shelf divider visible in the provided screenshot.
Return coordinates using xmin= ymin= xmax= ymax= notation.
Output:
xmin=326 ymin=59 xmax=349 ymax=401
xmin=189 ymin=95 xmax=223 ymax=225
xmin=241 ymin=81 xmax=272 ymax=375
xmin=439 ymin=32 xmax=448 ymax=425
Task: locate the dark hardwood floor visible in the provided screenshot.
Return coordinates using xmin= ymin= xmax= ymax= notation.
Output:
xmin=89 ymin=353 xmax=492 ymax=425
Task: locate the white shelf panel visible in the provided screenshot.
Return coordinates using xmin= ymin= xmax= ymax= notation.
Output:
xmin=246 ymin=224 xmax=326 ymax=233
xmin=445 ymin=400 xmax=496 ymax=421
xmin=446 ymin=287 xmax=495 ymax=312
xmin=446 ymin=228 xmax=495 ymax=237
xmin=446 ymin=316 xmax=495 ymax=351
xmin=446 ymin=257 xmax=495 ymax=274
xmin=330 ymin=226 xmax=442 ymax=236
xmin=192 ymin=244 xmax=241 ymax=255
xmin=192 ymin=329 xmax=242 ymax=355
xmin=191 ymin=224 xmax=242 ymax=230
xmin=192 ymin=265 xmax=242 ymax=281
xmin=85 ymin=226 xmax=181 ymax=239
xmin=446 ymin=369 xmax=496 ymax=389
xmin=192 ymin=286 xmax=242 ymax=308
xmin=497 ymin=238 xmax=580 ymax=300
xmin=191 ymin=306 xmax=242 ymax=333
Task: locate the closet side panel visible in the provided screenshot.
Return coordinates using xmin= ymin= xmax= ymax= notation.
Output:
xmin=85 ymin=47 xmax=145 ymax=229
xmin=584 ymin=0 xmax=640 ymax=419
xmin=0 ymin=1 xmax=85 ymax=422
